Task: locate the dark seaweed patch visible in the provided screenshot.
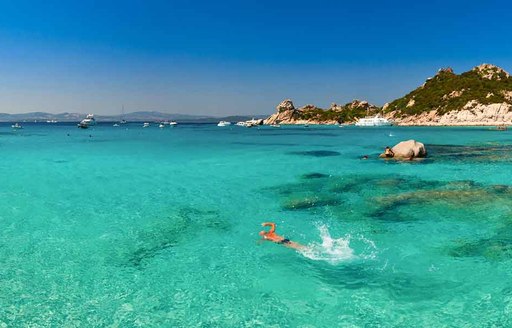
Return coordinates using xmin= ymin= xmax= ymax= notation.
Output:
xmin=288 ymin=150 xmax=341 ymax=157
xmin=260 ymin=132 xmax=338 ymax=137
xmin=449 ymin=235 xmax=512 ymax=261
xmin=301 ymin=173 xmax=330 ymax=179
xmin=231 ymin=142 xmax=300 ymax=147
xmin=121 ymin=207 xmax=229 ymax=268
xmin=426 ymin=143 xmax=512 ymax=162
xmin=282 ymin=195 xmax=341 ymax=210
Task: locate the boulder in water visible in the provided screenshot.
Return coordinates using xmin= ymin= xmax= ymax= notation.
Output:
xmin=380 ymin=140 xmax=427 ymax=159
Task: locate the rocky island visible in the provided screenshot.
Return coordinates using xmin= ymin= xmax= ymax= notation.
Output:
xmin=264 ymin=64 xmax=512 ymax=126
xmin=264 ymin=99 xmax=380 ymax=125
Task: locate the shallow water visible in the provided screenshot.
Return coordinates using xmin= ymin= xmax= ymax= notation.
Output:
xmin=1 ymin=123 xmax=512 ymax=326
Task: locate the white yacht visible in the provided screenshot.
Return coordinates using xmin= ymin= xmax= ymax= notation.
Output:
xmin=159 ymin=123 xmax=165 ymax=128
xmin=11 ymin=123 xmax=23 ymax=129
xmin=236 ymin=121 xmax=246 ymax=127
xmin=77 ymin=114 xmax=96 ymax=129
xmin=355 ymin=115 xmax=392 ymax=126
xmin=113 ymin=123 xmax=120 ymax=127
xmin=217 ymin=121 xmax=231 ymax=127
xmin=143 ymin=122 xmax=150 ymax=128
xmin=170 ymin=121 xmax=178 ymax=126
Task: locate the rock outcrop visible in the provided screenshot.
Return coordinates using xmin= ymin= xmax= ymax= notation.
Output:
xmin=390 ymin=102 xmax=512 ymax=126
xmin=472 ymin=63 xmax=510 ymax=80
xmin=264 ymin=99 xmax=380 ymax=125
xmin=264 ymin=99 xmax=301 ymax=124
xmin=380 ymin=140 xmax=427 ymax=159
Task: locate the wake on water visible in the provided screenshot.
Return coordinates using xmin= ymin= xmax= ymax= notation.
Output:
xmin=299 ymin=224 xmax=377 ymax=265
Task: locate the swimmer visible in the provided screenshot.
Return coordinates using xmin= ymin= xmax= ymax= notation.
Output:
xmin=259 ymin=222 xmax=305 ymax=250
xmin=361 ymin=155 xmax=369 ymax=160
xmin=384 ymin=146 xmax=394 ymax=158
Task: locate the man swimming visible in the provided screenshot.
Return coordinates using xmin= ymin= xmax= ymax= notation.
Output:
xmin=259 ymin=222 xmax=305 ymax=250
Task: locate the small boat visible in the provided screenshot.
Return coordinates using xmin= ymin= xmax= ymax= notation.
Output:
xmin=46 ymin=119 xmax=58 ymax=123
xmin=496 ymin=125 xmax=508 ymax=131
xmin=113 ymin=123 xmax=120 ymax=127
xmin=170 ymin=121 xmax=178 ymax=126
xmin=159 ymin=124 xmax=165 ymax=128
xmin=304 ymin=124 xmax=309 ymax=128
xmin=119 ymin=105 xmax=127 ymax=124
xmin=143 ymin=122 xmax=150 ymax=128
xmin=77 ymin=114 xmax=96 ymax=129
xmin=236 ymin=122 xmax=246 ymax=127
xmin=270 ymin=124 xmax=281 ymax=128
xmin=217 ymin=121 xmax=231 ymax=127
xmin=355 ymin=115 xmax=392 ymax=126
xmin=11 ymin=123 xmax=23 ymax=129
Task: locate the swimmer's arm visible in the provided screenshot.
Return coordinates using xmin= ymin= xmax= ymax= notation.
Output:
xmin=261 ymin=222 xmax=276 ymax=233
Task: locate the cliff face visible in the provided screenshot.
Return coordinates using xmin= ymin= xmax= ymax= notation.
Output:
xmin=264 ymin=99 xmax=380 ymax=125
xmin=384 ymin=64 xmax=512 ymax=125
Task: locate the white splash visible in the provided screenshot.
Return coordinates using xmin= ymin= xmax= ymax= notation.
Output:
xmin=299 ymin=224 xmax=377 ymax=265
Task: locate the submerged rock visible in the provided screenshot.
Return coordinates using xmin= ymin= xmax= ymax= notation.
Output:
xmin=283 ymin=195 xmax=341 ymax=210
xmin=301 ymin=172 xmax=330 ymax=179
xmin=289 ymin=150 xmax=341 ymax=157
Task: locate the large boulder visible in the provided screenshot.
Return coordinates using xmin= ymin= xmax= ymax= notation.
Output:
xmin=391 ymin=140 xmax=427 ymax=159
xmin=264 ymin=99 xmax=300 ymax=124
xmin=276 ymin=99 xmax=295 ymax=112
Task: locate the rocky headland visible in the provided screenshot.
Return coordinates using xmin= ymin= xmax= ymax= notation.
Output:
xmin=264 ymin=99 xmax=379 ymax=125
xmin=383 ymin=64 xmax=512 ymax=126
xmin=264 ymin=64 xmax=512 ymax=126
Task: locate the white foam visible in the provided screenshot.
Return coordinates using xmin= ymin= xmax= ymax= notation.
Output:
xmin=299 ymin=224 xmax=377 ymax=265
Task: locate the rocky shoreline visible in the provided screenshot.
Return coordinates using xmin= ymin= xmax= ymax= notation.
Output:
xmin=263 ymin=64 xmax=512 ymax=126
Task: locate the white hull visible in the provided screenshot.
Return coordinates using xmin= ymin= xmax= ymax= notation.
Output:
xmin=78 ymin=114 xmax=96 ymax=128
xmin=355 ymin=116 xmax=392 ymax=126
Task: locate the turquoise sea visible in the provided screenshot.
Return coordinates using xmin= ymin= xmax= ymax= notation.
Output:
xmin=1 ymin=122 xmax=511 ymax=327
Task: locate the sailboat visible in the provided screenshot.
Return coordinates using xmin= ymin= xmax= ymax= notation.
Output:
xmin=120 ymin=105 xmax=127 ymax=124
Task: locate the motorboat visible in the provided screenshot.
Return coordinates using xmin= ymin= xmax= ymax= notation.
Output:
xmin=355 ymin=115 xmax=392 ymax=126
xmin=159 ymin=124 xmax=165 ymax=128
xmin=270 ymin=124 xmax=281 ymax=128
xmin=77 ymin=114 xmax=96 ymax=129
xmin=143 ymin=122 xmax=150 ymax=128
xmin=236 ymin=122 xmax=246 ymax=127
xmin=113 ymin=123 xmax=120 ymax=127
xmin=46 ymin=119 xmax=58 ymax=123
xmin=11 ymin=123 xmax=23 ymax=129
xmin=217 ymin=121 xmax=231 ymax=127
xmin=170 ymin=121 xmax=178 ymax=126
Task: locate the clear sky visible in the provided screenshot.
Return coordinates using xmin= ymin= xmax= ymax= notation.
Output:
xmin=0 ymin=0 xmax=511 ymax=116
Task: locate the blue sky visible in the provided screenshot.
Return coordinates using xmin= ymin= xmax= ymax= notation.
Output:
xmin=0 ymin=0 xmax=511 ymax=115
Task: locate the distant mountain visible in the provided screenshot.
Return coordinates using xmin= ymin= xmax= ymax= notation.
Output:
xmin=383 ymin=64 xmax=512 ymax=125
xmin=0 ymin=111 xmax=267 ymax=123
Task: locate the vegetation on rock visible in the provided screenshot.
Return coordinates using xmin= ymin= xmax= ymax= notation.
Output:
xmin=384 ymin=64 xmax=512 ymax=116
